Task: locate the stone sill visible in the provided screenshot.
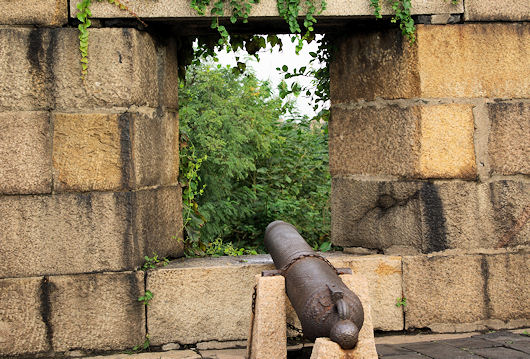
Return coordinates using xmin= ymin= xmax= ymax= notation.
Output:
xmin=162 ymin=251 xmax=381 ymax=270
xmin=146 ymin=252 xmax=404 ymax=346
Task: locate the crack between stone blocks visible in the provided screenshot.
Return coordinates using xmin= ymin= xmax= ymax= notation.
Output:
xmin=0 ymin=269 xmax=139 ymax=281
xmin=400 ymin=258 xmax=406 ymax=331
xmin=332 ymin=174 xmax=402 ymax=182
xmin=0 ymin=184 xmax=180 ymax=198
xmin=333 ymin=175 xmax=530 ymax=187
xmin=480 ymin=255 xmax=492 ymax=320
xmin=48 ymin=105 xmax=172 ymax=115
xmin=49 ymin=110 xmax=56 ymax=196
xmin=486 ymin=174 xmax=530 ymax=183
xmin=67 ymin=0 xmax=71 ymax=24
xmin=143 ymin=269 xmax=149 ymax=342
xmin=472 ymin=100 xmax=491 ymax=183
xmin=332 ymin=97 xmax=530 ymax=110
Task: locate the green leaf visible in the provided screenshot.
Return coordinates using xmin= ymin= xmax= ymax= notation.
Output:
xmin=237 ymin=61 xmax=247 ymax=72
xmin=319 ymin=241 xmax=332 ymax=252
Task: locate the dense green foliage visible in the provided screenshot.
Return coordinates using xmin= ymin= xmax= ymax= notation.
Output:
xmin=179 ymin=64 xmax=331 ymax=255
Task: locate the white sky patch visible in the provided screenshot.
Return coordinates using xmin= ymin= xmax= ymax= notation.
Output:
xmin=215 ymin=34 xmax=327 ymax=118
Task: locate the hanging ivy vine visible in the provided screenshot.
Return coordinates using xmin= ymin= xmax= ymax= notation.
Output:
xmin=369 ymin=0 xmax=414 ymax=41
xmin=76 ymin=0 xmax=145 ymax=79
xmin=276 ymin=0 xmax=326 ymax=52
xmin=75 ymin=0 xmax=459 ymax=79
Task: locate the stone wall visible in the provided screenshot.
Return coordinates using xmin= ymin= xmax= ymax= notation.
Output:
xmin=330 ymin=21 xmax=529 ymax=332
xmin=0 ymin=0 xmax=529 ymax=356
xmin=0 ymin=10 xmax=182 ymax=356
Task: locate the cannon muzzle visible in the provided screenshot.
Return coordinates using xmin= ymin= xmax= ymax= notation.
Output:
xmin=264 ymin=221 xmax=364 ymax=349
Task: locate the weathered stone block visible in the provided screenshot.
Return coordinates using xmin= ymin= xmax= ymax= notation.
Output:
xmin=248 ymin=275 xmax=286 ymax=359
xmin=331 ymin=23 xmax=529 ymax=101
xmin=418 ymin=105 xmax=476 ymax=179
xmin=132 ymin=110 xmax=180 ymax=188
xmin=0 ymin=192 xmax=131 ymax=277
xmin=486 ymin=252 xmax=530 ymax=323
xmin=147 ymin=254 xmax=402 ymax=345
xmin=403 ymin=254 xmax=487 ymax=330
xmin=330 ymin=30 xmax=420 ymax=103
xmin=346 ymin=256 xmax=403 ymax=331
xmin=48 ymin=272 xmax=145 ymax=351
xmin=330 ymin=106 xmax=421 ymax=177
xmin=488 ymin=102 xmax=530 ymax=176
xmin=464 ymin=0 xmax=530 ymax=21
xmin=0 ymin=277 xmax=49 ymax=356
xmin=330 ymin=104 xmax=475 ymax=179
xmin=0 ymin=28 xmax=54 ymax=111
xmin=52 ymin=111 xmax=179 ymax=192
xmin=135 ymin=186 xmax=183 ymax=258
xmin=311 ymin=337 xmax=376 ymax=359
xmin=0 ymin=187 xmax=183 ymax=278
xmin=331 ymin=179 xmax=512 ymax=252
xmin=0 ymin=112 xmax=52 ymax=194
xmin=147 ymin=257 xmax=272 ymax=345
xmin=157 ymin=39 xmax=179 ymax=109
xmin=332 ymin=179 xmax=422 ymax=252
xmin=0 ymin=27 xmax=177 ymax=111
xmin=0 ymin=0 xmax=67 ymax=26
xmin=489 ymin=181 xmax=530 ymax=249
xmin=404 ymin=251 xmax=530 ymax=332
xmin=416 ymin=23 xmax=530 ymax=99
xmin=52 ymin=28 xmax=159 ymax=111
xmin=53 ymin=113 xmax=123 ymax=192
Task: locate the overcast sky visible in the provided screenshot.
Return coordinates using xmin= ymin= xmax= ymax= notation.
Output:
xmin=216 ymin=35 xmax=326 ymax=118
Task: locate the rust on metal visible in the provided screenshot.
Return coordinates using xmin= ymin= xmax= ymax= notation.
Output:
xmin=264 ymin=220 xmax=364 ymax=349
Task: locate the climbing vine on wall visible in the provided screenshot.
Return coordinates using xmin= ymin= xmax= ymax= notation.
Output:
xmin=76 ymin=0 xmax=145 ymax=78
xmin=191 ymin=0 xmax=259 ymax=46
xmin=369 ymin=0 xmax=415 ymax=41
xmin=276 ymin=0 xmax=327 ymax=52
xmin=75 ymin=0 xmax=461 ymax=78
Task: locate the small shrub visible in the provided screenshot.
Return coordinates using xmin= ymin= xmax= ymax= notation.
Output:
xmin=138 ymin=290 xmax=154 ymax=306
xmin=141 ymin=254 xmax=169 ymax=271
xmin=396 ymin=297 xmax=407 ymax=307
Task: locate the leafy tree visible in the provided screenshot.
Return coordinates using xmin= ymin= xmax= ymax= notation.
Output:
xmin=179 ymin=63 xmax=330 ymax=255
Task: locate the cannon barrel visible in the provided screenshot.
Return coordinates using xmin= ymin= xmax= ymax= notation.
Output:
xmin=264 ymin=221 xmax=364 ymax=349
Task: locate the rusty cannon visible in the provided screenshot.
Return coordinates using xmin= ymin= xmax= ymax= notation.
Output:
xmin=264 ymin=220 xmax=364 ymax=349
